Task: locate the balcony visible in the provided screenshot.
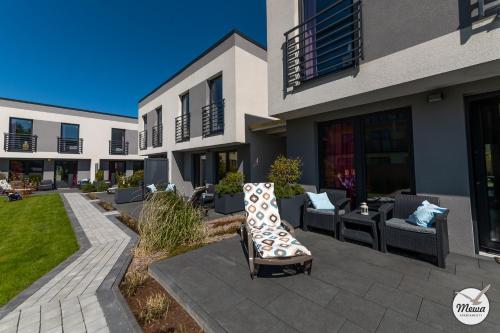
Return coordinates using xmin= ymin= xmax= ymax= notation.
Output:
xmin=57 ymin=137 xmax=83 ymax=154
xmin=284 ymin=0 xmax=362 ymax=90
xmin=109 ymin=140 xmax=129 ymax=155
xmin=3 ymin=133 xmax=38 ymax=152
xmin=202 ymin=99 xmax=224 ymax=138
xmin=139 ymin=130 xmax=147 ymax=150
xmin=175 ymin=113 xmax=190 ymax=143
xmin=152 ymin=124 xmax=163 ymax=148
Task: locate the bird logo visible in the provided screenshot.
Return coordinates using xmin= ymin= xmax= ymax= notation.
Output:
xmin=455 ymin=284 xmax=490 ymax=305
xmin=452 ymin=285 xmax=491 ymax=325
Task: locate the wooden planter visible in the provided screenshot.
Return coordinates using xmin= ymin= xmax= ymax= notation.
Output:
xmin=214 ymin=192 xmax=245 ymax=214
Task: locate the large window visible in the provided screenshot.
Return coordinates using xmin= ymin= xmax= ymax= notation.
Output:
xmin=216 ymin=151 xmax=238 ymax=182
xmin=9 ymin=117 xmax=33 ymax=135
xmin=9 ymin=160 xmax=43 ymax=181
xmin=61 ymin=123 xmax=79 ymax=139
xmin=209 ymin=76 xmax=223 ymax=104
xmin=156 ymin=107 xmax=162 ymax=125
xmin=112 ymin=128 xmax=125 ymax=142
xmin=318 ymin=108 xmax=414 ymax=205
xmin=181 ymin=93 xmax=189 ymax=115
xmin=8 ymin=117 xmax=34 ymax=151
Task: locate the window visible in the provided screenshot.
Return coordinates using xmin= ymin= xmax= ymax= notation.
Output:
xmin=112 ymin=128 xmax=125 ymax=142
xmin=61 ymin=123 xmax=79 ymax=139
xmin=9 ymin=117 xmax=33 ymax=135
xmin=209 ymin=76 xmax=223 ymax=104
xmin=142 ymin=114 xmax=147 ymax=131
xmin=156 ymin=107 xmax=162 ymax=125
xmin=216 ymin=151 xmax=238 ymax=181
xmin=9 ymin=160 xmax=43 ymax=181
xmin=181 ymin=93 xmax=190 ymax=115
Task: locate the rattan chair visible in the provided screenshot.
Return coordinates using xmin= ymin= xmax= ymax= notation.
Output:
xmin=378 ymin=194 xmax=449 ymax=268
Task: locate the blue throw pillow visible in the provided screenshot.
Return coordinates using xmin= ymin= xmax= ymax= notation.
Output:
xmin=408 ymin=200 xmax=447 ymax=227
xmin=166 ymin=183 xmax=176 ymax=192
xmin=307 ymin=192 xmax=335 ymax=210
xmin=146 ymin=184 xmax=157 ymax=193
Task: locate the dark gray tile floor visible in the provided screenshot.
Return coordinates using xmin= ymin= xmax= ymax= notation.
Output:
xmin=150 ymin=230 xmax=500 ymax=333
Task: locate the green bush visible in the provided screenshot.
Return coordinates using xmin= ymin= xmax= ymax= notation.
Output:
xmin=268 ymin=155 xmax=304 ymax=199
xmin=95 ymin=181 xmax=109 ymax=192
xmin=215 ymin=172 xmax=244 ymax=196
xmin=95 ymin=169 xmax=104 ymax=182
xmin=118 ymin=170 xmax=144 ymax=188
xmin=138 ymin=191 xmax=205 ymax=253
xmin=81 ymin=183 xmax=96 ymax=193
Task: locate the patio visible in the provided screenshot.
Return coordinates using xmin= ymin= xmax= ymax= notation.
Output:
xmin=150 ymin=230 xmax=500 ymax=333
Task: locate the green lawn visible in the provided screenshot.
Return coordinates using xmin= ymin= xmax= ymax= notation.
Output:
xmin=0 ymin=194 xmax=79 ymax=306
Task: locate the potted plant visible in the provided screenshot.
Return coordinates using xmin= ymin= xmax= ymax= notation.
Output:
xmin=214 ymin=172 xmax=245 ymax=214
xmin=268 ymin=155 xmax=305 ymax=228
xmin=115 ymin=170 xmax=144 ymax=204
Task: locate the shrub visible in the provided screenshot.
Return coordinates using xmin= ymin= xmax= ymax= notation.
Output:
xmin=268 ymin=155 xmax=305 ymax=199
xmin=215 ymin=172 xmax=244 ymax=196
xmin=95 ymin=181 xmax=109 ymax=192
xmin=138 ymin=293 xmax=169 ymax=324
xmin=121 ymin=271 xmax=148 ymax=297
xmin=95 ymin=169 xmax=104 ymax=181
xmin=81 ymin=183 xmax=96 ymax=193
xmin=118 ymin=170 xmax=144 ymax=188
xmin=138 ymin=191 xmax=205 ymax=253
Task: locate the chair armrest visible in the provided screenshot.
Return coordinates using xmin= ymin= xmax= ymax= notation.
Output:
xmin=335 ymin=198 xmax=351 ymax=213
xmin=378 ymin=203 xmax=394 ymax=222
xmin=281 ymin=219 xmax=296 ymax=236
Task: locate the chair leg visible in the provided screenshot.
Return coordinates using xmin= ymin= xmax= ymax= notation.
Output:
xmin=249 ymin=258 xmax=255 ymax=279
xmin=437 ymin=249 xmax=446 ymax=269
xmin=304 ymin=260 xmax=313 ymax=275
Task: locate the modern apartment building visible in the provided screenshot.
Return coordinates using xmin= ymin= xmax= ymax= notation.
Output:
xmin=138 ymin=30 xmax=285 ymax=195
xmin=266 ymin=0 xmax=500 ymax=256
xmin=0 ymin=97 xmax=143 ymax=187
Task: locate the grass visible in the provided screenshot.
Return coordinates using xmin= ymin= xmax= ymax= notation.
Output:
xmin=0 ymin=194 xmax=79 ymax=306
xmin=138 ymin=293 xmax=170 ymax=324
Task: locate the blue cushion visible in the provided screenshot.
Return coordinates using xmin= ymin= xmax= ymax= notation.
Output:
xmin=166 ymin=183 xmax=176 ymax=192
xmin=307 ymin=192 xmax=335 ymax=210
xmin=407 ymin=200 xmax=447 ymax=228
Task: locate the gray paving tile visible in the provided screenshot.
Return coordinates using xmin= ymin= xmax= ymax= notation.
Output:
xmin=339 ymin=321 xmax=369 ymax=333
xmin=376 ymin=309 xmax=441 ymax=333
xmin=327 ymin=291 xmax=385 ymax=332
xmin=266 ymin=291 xmax=346 ymax=333
xmin=398 ymin=274 xmax=455 ymax=307
xmin=212 ymin=299 xmax=296 ymax=333
xmin=428 ymin=269 xmax=483 ymax=291
xmin=365 ymin=283 xmax=422 ymax=319
xmin=313 ymin=260 xmax=374 ymax=296
xmin=276 ymin=273 xmax=339 ymax=307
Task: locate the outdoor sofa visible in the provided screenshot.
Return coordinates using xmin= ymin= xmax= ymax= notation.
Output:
xmin=378 ymin=194 xmax=449 ymax=268
xmin=303 ymin=189 xmax=351 ymax=238
xmin=241 ymin=182 xmax=313 ymax=279
xmin=38 ymin=179 xmax=54 ymax=191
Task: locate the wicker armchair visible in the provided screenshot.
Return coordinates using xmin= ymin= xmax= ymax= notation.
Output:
xmin=302 ymin=189 xmax=351 ymax=238
xmin=378 ymin=194 xmax=449 ymax=268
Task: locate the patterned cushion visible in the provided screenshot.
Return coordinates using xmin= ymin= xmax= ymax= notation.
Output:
xmin=244 ymin=183 xmax=311 ymax=258
xmin=243 ymin=183 xmax=281 ymax=229
xmin=0 ymin=180 xmax=11 ymax=191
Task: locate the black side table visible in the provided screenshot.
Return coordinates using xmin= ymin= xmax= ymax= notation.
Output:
xmin=340 ymin=210 xmax=380 ymax=250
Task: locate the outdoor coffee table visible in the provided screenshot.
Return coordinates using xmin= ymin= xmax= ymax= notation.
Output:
xmin=340 ymin=210 xmax=380 ymax=250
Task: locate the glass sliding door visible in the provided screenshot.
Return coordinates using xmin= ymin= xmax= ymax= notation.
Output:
xmin=109 ymin=160 xmax=126 ymax=184
xmin=9 ymin=160 xmax=43 ymax=181
xmin=318 ymin=108 xmax=414 ymax=207
xmin=55 ymin=160 xmax=78 ymax=188
xmin=216 ymin=151 xmax=238 ymax=182
xmin=318 ymin=120 xmax=357 ymax=202
xmin=363 ymin=110 xmax=413 ymax=201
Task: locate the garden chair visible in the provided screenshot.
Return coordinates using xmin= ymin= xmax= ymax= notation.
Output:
xmin=378 ymin=194 xmax=449 ymax=268
xmin=0 ymin=179 xmax=12 ymax=194
xmin=241 ymin=182 xmax=313 ymax=279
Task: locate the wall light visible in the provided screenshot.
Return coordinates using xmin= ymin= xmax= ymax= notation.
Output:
xmin=428 ymin=93 xmax=443 ymax=103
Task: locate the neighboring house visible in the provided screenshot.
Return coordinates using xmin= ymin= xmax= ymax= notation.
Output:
xmin=266 ymin=0 xmax=500 ymax=256
xmin=138 ymin=30 xmax=285 ymax=196
xmin=0 ymin=97 xmax=144 ymax=187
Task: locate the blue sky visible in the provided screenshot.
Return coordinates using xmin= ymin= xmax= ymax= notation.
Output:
xmin=0 ymin=0 xmax=266 ymax=117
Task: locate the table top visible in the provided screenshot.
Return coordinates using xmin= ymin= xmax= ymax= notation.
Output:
xmin=342 ymin=209 xmax=379 ymax=223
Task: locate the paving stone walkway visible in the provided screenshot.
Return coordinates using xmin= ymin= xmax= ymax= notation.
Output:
xmin=0 ymin=193 xmax=132 ymax=333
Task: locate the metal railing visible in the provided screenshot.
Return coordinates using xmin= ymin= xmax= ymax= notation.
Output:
xmin=3 ymin=133 xmax=38 ymax=152
xmin=202 ymin=99 xmax=224 ymax=138
xmin=477 ymin=0 xmax=500 ymax=19
xmin=57 ymin=137 xmax=83 ymax=154
xmin=109 ymin=140 xmax=129 ymax=155
xmin=175 ymin=113 xmax=190 ymax=143
xmin=139 ymin=130 xmax=147 ymax=150
xmin=284 ymin=0 xmax=362 ymax=90
xmin=152 ymin=124 xmax=163 ymax=147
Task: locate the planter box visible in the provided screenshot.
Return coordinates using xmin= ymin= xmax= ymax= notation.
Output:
xmin=115 ymin=186 xmax=143 ymax=204
xmin=214 ymin=192 xmax=245 ymax=214
xmin=278 ymin=194 xmax=306 ymax=228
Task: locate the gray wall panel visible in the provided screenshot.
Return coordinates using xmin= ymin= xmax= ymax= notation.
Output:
xmin=33 ymin=120 xmax=60 ymax=152
xmin=78 ymin=159 xmax=91 ymax=180
xmin=126 ymin=129 xmax=139 ymax=155
xmin=189 ymin=81 xmax=207 ymax=139
xmin=143 ymin=109 xmax=158 ymax=147
xmin=43 ymin=159 xmax=54 ymax=181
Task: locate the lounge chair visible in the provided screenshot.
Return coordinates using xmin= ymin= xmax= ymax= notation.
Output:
xmin=0 ymin=179 xmax=12 ymax=194
xmin=241 ymin=183 xmax=313 ymax=279
xmin=38 ymin=179 xmax=54 ymax=191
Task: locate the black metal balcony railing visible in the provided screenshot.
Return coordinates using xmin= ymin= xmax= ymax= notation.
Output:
xmin=477 ymin=0 xmax=500 ymax=20
xmin=3 ymin=133 xmax=38 ymax=152
xmin=139 ymin=130 xmax=147 ymax=150
xmin=175 ymin=113 xmax=190 ymax=143
xmin=57 ymin=137 xmax=83 ymax=154
xmin=109 ymin=140 xmax=129 ymax=155
xmin=202 ymin=99 xmax=224 ymax=138
xmin=284 ymin=0 xmax=362 ymax=90
xmin=152 ymin=124 xmax=163 ymax=147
